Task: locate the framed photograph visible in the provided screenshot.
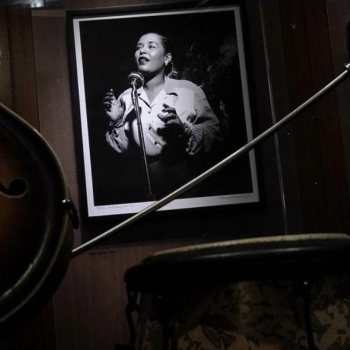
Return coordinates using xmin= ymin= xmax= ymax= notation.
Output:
xmin=67 ymin=2 xmax=259 ymax=220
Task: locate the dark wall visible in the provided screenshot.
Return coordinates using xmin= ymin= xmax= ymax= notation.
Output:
xmin=0 ymin=0 xmax=349 ymax=349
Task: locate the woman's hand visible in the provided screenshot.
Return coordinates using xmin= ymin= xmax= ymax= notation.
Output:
xmin=103 ymin=89 xmax=125 ymax=125
xmin=157 ymin=104 xmax=185 ymax=136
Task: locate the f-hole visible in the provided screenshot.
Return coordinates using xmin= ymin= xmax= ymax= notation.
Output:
xmin=0 ymin=178 xmax=28 ymax=197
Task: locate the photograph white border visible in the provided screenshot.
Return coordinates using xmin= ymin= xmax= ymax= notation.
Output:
xmin=69 ymin=5 xmax=259 ymax=218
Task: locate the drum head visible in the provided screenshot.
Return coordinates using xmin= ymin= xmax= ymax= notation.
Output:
xmin=0 ymin=104 xmax=73 ymax=334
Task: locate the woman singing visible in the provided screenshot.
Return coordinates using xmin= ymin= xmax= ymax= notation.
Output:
xmin=103 ymin=32 xmax=222 ymax=199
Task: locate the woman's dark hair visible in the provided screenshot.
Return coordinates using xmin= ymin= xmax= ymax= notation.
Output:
xmin=154 ymin=33 xmax=176 ymax=76
xmin=137 ymin=32 xmax=178 ymax=77
xmin=157 ymin=33 xmax=173 ymax=54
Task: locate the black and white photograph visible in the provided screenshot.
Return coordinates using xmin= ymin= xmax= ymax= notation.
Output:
xmin=68 ymin=4 xmax=259 ymax=218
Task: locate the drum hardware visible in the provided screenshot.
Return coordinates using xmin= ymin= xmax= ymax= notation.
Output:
xmin=125 ymin=286 xmax=140 ymax=345
xmin=62 ymin=198 xmax=80 ymax=230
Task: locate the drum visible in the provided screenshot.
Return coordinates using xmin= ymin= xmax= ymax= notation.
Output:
xmin=0 ymin=102 xmax=77 ymax=335
xmin=124 ymin=233 xmax=350 ymax=350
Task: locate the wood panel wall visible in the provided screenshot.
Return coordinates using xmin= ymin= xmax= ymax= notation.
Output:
xmin=0 ymin=0 xmax=13 ymax=108
xmin=1 ymin=0 xmax=350 ymax=349
xmin=279 ymin=0 xmax=350 ymax=233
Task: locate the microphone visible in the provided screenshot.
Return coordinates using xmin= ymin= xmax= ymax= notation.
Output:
xmin=127 ymin=71 xmax=144 ymax=89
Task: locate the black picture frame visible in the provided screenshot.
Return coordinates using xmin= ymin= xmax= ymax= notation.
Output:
xmin=67 ymin=1 xmax=260 ymax=220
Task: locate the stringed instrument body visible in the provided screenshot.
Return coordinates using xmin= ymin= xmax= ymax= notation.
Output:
xmin=0 ymin=102 xmax=76 ymax=334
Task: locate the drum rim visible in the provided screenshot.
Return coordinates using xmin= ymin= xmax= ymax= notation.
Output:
xmin=124 ymin=233 xmax=350 ymax=292
xmin=0 ymin=103 xmax=72 ymax=325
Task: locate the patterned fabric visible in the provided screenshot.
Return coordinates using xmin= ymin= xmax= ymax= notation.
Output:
xmin=133 ymin=273 xmax=350 ymax=350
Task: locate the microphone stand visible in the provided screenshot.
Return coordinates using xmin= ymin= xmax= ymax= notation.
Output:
xmin=71 ymin=63 xmax=350 ymax=258
xmin=130 ymin=80 xmax=154 ymax=201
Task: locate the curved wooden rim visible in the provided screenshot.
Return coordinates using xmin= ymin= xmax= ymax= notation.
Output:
xmin=0 ymin=102 xmax=73 ymax=326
